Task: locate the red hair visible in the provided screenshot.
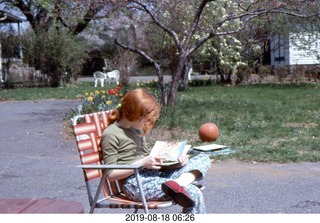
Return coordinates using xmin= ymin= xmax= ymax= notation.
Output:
xmin=109 ymin=88 xmax=160 ymax=134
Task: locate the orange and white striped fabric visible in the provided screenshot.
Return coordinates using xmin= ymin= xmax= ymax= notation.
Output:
xmin=72 ymin=111 xmax=174 ymax=213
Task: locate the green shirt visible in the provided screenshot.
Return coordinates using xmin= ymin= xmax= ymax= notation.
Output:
xmin=101 ymin=122 xmax=149 ymax=176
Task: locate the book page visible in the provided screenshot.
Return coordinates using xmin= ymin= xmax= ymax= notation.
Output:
xmin=150 ymin=140 xmax=188 ymax=162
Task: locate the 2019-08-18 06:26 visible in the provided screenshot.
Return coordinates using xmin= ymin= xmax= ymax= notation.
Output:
xmin=125 ymin=213 xmax=195 ymax=222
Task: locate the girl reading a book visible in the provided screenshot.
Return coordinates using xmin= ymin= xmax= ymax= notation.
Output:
xmin=101 ymin=88 xmax=211 ymax=213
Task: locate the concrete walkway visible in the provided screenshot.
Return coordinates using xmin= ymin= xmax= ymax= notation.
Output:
xmin=0 ymin=99 xmax=319 ymax=214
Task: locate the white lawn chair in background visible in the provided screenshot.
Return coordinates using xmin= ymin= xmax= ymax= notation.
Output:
xmin=93 ymin=71 xmax=107 ymax=87
xmin=93 ymin=70 xmax=120 ymax=87
xmin=105 ymin=70 xmax=120 ymax=85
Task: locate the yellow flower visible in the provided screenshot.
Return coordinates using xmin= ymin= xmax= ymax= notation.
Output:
xmin=106 ymin=100 xmax=112 ymax=105
xmin=90 ymin=92 xmax=94 ymax=96
xmin=85 ymin=92 xmax=89 ymax=96
xmin=101 ymin=95 xmax=105 ymax=99
xmin=95 ymin=90 xmax=100 ymax=95
xmin=88 ymin=96 xmax=93 ymax=101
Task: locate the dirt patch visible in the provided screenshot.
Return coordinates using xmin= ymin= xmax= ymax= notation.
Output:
xmin=284 ymin=122 xmax=318 ymax=128
xmin=146 ymin=127 xmax=190 ymax=145
xmin=62 ymin=120 xmax=76 ymax=141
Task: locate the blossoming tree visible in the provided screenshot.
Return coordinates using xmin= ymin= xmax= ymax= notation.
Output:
xmin=114 ymin=0 xmax=319 ymax=107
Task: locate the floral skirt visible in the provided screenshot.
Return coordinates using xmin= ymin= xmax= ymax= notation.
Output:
xmin=122 ymin=153 xmax=211 ymax=213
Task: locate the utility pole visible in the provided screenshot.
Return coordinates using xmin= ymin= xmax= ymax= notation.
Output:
xmin=0 ymin=43 xmax=2 ymax=82
xmin=0 ymin=13 xmax=7 ymax=82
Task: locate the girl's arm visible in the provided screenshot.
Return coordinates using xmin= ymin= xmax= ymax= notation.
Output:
xmin=107 ymin=155 xmax=164 ymax=182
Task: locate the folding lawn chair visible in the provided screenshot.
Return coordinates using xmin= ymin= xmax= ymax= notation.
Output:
xmin=72 ymin=111 xmax=175 ymax=213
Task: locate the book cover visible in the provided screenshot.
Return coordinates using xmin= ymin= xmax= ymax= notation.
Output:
xmin=150 ymin=140 xmax=189 ymax=165
xmin=192 ymin=144 xmax=227 ymax=151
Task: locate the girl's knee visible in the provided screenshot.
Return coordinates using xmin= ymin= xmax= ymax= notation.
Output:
xmin=191 ymin=154 xmax=211 ymax=172
xmin=196 ymin=153 xmax=211 ymax=163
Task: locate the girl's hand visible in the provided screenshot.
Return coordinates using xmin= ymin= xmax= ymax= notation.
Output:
xmin=161 ymin=155 xmax=189 ymax=170
xmin=143 ymin=155 xmax=164 ymax=170
xmin=177 ymin=155 xmax=189 ymax=167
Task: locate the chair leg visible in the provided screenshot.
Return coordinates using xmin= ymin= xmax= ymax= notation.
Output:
xmin=134 ymin=169 xmax=149 ymax=214
xmin=89 ymin=170 xmax=109 ymax=213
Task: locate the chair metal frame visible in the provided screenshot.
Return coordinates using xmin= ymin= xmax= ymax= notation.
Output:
xmin=72 ymin=111 xmax=175 ymax=213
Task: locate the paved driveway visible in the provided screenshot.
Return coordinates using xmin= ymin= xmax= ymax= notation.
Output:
xmin=0 ymin=99 xmax=320 ymax=214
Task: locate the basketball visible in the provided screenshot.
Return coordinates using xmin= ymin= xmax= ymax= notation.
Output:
xmin=198 ymin=123 xmax=219 ymax=142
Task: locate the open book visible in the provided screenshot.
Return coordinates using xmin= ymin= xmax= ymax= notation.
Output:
xmin=150 ymin=140 xmax=190 ymax=166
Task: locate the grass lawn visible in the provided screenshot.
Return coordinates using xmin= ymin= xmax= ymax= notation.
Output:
xmin=156 ymin=84 xmax=320 ymax=163
xmin=1 ymin=82 xmax=319 ymax=163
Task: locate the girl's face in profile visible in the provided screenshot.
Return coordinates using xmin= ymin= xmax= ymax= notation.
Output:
xmin=131 ymin=117 xmax=148 ymax=131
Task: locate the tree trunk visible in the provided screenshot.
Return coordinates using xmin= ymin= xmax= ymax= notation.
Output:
xmin=180 ymin=57 xmax=192 ymax=91
xmin=167 ymin=58 xmax=185 ymax=106
xmin=153 ymin=63 xmax=167 ymax=107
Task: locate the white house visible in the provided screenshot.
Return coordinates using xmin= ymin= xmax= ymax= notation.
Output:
xmin=270 ymin=32 xmax=320 ymax=67
xmin=0 ymin=10 xmax=24 ymax=82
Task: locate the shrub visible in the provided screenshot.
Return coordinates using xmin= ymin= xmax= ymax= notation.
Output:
xmin=68 ymin=79 xmax=161 ymax=121
xmin=69 ymin=84 xmax=124 ymax=119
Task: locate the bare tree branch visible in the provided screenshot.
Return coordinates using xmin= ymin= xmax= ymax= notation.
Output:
xmin=114 ymin=39 xmax=160 ymax=69
xmin=131 ymin=1 xmax=181 ymax=51
xmin=11 ymin=0 xmax=38 ymax=31
xmin=183 ymin=0 xmax=212 ymax=51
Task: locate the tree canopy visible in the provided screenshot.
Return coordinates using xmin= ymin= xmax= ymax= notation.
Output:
xmin=113 ymin=0 xmax=320 ymax=106
xmin=2 ymin=0 xmax=320 ymax=106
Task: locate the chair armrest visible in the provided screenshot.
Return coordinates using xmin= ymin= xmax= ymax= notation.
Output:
xmin=78 ymin=164 xmax=143 ymax=170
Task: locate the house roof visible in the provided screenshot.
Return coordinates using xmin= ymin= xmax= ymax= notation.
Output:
xmin=0 ymin=10 xmax=24 ymax=23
